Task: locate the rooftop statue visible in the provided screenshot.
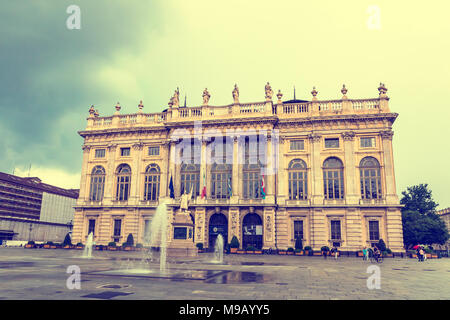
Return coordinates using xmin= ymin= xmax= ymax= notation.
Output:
xmin=232 ymin=84 xmax=239 ymax=104
xmin=265 ymin=82 xmax=273 ymax=100
xmin=202 ymin=88 xmax=210 ymax=105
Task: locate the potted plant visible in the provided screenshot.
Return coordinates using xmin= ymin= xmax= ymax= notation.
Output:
xmin=230 ymin=236 xmax=239 ymax=253
xmin=304 ymin=246 xmax=312 ymax=256
xmin=295 ymin=238 xmax=303 ymax=251
xmin=246 ymin=245 xmax=256 ymax=254
xmin=254 ymin=248 xmax=263 ymax=254
xmin=383 ymin=248 xmax=393 ymax=257
xmin=321 ymin=246 xmax=330 ymax=258
xmin=287 ymin=247 xmax=294 ymax=255
xmin=43 ymin=241 xmax=54 ymax=249
xmin=75 ymin=242 xmax=84 ymax=249
xmin=108 ymin=242 xmax=117 ymax=250
xmin=96 ymin=244 xmax=104 ymax=251
xmin=136 ymin=243 xmax=143 ymax=251
xmin=62 ymin=233 xmax=72 ymax=249
xmin=196 ymin=243 xmax=204 ymax=253
xmin=278 ymin=249 xmax=287 ymax=255
xmin=25 ymin=241 xmax=35 ymax=249
xmin=122 ymin=234 xmax=134 ymax=251
xmin=294 ymin=248 xmax=303 ymax=256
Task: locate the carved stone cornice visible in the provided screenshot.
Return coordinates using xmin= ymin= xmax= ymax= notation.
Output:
xmin=307 ymin=133 xmax=322 ymax=143
xmin=82 ymin=145 xmax=91 ymax=153
xmin=380 ymin=130 xmax=394 ymax=140
xmin=107 ymin=143 xmax=117 ymax=151
xmin=132 ymin=142 xmax=144 ymax=150
xmin=341 ymin=131 xmax=356 ymax=141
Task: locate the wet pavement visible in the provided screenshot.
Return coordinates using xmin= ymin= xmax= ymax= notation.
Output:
xmin=0 ymin=247 xmax=449 ymax=300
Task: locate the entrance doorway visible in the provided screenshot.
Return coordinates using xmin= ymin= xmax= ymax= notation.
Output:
xmin=208 ymin=213 xmax=228 ymax=250
xmin=242 ymin=213 xmax=263 ymax=249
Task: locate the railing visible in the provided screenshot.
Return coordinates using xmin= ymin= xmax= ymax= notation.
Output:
xmin=86 ymin=96 xmax=387 ymax=130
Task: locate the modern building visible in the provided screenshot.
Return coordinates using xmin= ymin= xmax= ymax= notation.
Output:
xmin=0 ymin=172 xmax=79 ymax=242
xmin=72 ymin=83 xmax=404 ymax=252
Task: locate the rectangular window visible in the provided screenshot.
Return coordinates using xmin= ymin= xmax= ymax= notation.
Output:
xmin=173 ymin=227 xmax=187 ymax=240
xmin=330 ymin=220 xmax=341 ymax=240
xmin=290 ymin=140 xmax=304 ymax=151
xmin=148 ymin=146 xmax=160 ymax=156
xmin=369 ymin=221 xmax=380 ymax=241
xmin=95 ymin=149 xmax=105 ymax=158
xmin=361 ymin=137 xmax=375 ymax=148
xmin=325 ymin=138 xmax=339 ymax=148
xmin=120 ymin=147 xmax=130 ymax=157
xmin=88 ymin=219 xmax=95 ymax=236
xmin=113 ymin=219 xmax=122 ymax=238
xmin=294 ymin=221 xmax=303 ymax=240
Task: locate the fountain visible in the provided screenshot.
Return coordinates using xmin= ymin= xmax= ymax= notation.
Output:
xmin=212 ymin=234 xmax=224 ymax=264
xmin=82 ymin=232 xmax=94 ymax=258
xmin=149 ymin=200 xmax=169 ymax=273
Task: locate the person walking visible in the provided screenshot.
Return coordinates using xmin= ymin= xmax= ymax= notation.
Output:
xmin=419 ymin=248 xmax=425 ymax=262
xmin=363 ymin=247 xmax=368 ymax=261
xmin=333 ymin=247 xmax=339 ymax=260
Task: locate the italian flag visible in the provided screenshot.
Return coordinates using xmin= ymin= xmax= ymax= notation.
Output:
xmin=201 ymin=172 xmax=207 ymax=199
xmin=261 ymin=175 xmax=266 ymax=199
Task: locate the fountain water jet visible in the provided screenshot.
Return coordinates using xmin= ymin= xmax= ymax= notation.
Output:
xmin=82 ymin=232 xmax=94 ymax=258
xmin=149 ymin=200 xmax=169 ymax=273
xmin=212 ymin=234 xmax=224 ymax=264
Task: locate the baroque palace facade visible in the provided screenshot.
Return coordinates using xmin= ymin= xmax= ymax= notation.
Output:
xmin=72 ymin=83 xmax=404 ymax=252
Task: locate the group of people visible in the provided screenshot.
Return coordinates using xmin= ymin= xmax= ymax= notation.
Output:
xmin=416 ymin=246 xmax=427 ymax=262
xmin=362 ymin=246 xmax=382 ymax=262
xmin=322 ymin=247 xmax=340 ymax=260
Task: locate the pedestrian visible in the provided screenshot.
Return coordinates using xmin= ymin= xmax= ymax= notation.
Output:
xmin=419 ymin=248 xmax=425 ymax=262
xmin=363 ymin=247 xmax=368 ymax=261
xmin=333 ymin=247 xmax=339 ymax=260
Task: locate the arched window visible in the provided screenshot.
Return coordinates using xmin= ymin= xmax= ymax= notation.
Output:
xmin=89 ymin=166 xmax=105 ymax=201
xmin=144 ymin=164 xmax=160 ymax=201
xmin=323 ymin=157 xmax=344 ymax=199
xmin=116 ymin=164 xmax=131 ymax=201
xmin=211 ymin=163 xmax=232 ymax=199
xmin=360 ymin=157 xmax=382 ymax=199
xmin=242 ymin=213 xmax=263 ymax=249
xmin=243 ymin=163 xmax=263 ymax=199
xmin=180 ymin=163 xmax=200 ymax=198
xmin=288 ymin=159 xmax=308 ymax=200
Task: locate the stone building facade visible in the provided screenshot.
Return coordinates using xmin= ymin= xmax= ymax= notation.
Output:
xmin=72 ymin=83 xmax=404 ymax=252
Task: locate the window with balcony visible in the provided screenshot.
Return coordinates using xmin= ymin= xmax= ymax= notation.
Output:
xmin=115 ymin=164 xmax=131 ymax=201
xmin=288 ymin=159 xmax=308 ymax=200
xmin=89 ymin=166 xmax=105 ymax=201
xmin=323 ymin=157 xmax=344 ymax=199
xmin=360 ymin=157 xmax=382 ymax=200
xmin=144 ymin=164 xmax=160 ymax=201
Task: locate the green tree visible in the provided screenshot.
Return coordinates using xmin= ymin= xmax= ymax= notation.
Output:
xmin=402 ymin=210 xmax=449 ymax=247
xmin=125 ymin=233 xmax=134 ymax=247
xmin=400 ymin=184 xmax=438 ymax=215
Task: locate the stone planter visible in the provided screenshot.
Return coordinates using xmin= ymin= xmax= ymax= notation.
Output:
xmin=230 ymin=248 xmax=238 ymax=254
xmin=43 ymin=244 xmax=51 ymax=249
xmin=278 ymin=251 xmax=286 ymax=255
xmin=313 ymin=252 xmax=322 ymax=256
xmin=24 ymin=244 xmax=35 ymax=249
xmin=108 ymin=247 xmax=117 ymax=251
xmin=246 ymin=251 xmax=255 ymax=254
xmin=75 ymin=246 xmax=84 ymax=250
xmin=357 ymin=252 xmax=364 ymax=257
xmin=63 ymin=245 xmax=72 ymax=249
xmin=287 ymin=251 xmax=294 ymax=255
xmin=237 ymin=250 xmax=245 ymax=254
xmin=294 ymin=251 xmax=303 ymax=256
xmin=254 ymin=250 xmax=263 ymax=254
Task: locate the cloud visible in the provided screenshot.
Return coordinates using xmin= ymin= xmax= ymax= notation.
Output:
xmin=14 ymin=166 xmax=80 ymax=190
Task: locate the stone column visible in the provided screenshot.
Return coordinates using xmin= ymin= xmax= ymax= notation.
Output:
xmin=385 ymin=208 xmax=405 ymax=252
xmin=104 ymin=144 xmax=117 ymax=204
xmin=265 ymin=133 xmax=275 ymax=203
xmin=263 ymin=207 xmax=276 ymax=249
xmin=194 ymin=207 xmax=206 ymax=246
xmin=130 ymin=142 xmax=143 ymax=204
xmin=79 ymin=145 xmax=91 ymax=204
xmin=380 ymin=130 xmax=398 ymax=203
xmin=342 ymin=131 xmax=358 ymax=204
xmin=308 ymin=134 xmax=323 ymax=205
xmin=160 ymin=142 xmax=169 ymax=197
xmin=275 ymin=207 xmax=288 ymax=250
xmin=201 ymin=139 xmax=209 ymax=200
xmin=276 ymin=137 xmax=287 ymax=205
xmin=228 ymin=207 xmax=240 ymax=246
xmin=345 ymin=208 xmax=363 ymax=251
xmin=231 ymin=136 xmax=239 ymax=203
xmin=310 ymin=208 xmax=327 ymax=250
xmin=168 ymin=140 xmax=177 ymax=197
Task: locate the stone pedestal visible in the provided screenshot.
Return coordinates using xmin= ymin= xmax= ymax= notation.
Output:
xmin=167 ymin=209 xmax=198 ymax=257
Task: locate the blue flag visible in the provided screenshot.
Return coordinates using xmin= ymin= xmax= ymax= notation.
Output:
xmin=169 ymin=176 xmax=174 ymax=199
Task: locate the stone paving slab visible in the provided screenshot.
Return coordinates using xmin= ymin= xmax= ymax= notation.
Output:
xmin=0 ymin=248 xmax=449 ymax=300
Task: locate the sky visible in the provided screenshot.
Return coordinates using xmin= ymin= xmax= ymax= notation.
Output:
xmin=1 ymin=1 xmax=449 ymax=208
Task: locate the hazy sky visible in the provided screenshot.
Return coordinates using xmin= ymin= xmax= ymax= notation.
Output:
xmin=1 ymin=1 xmax=449 ymax=209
